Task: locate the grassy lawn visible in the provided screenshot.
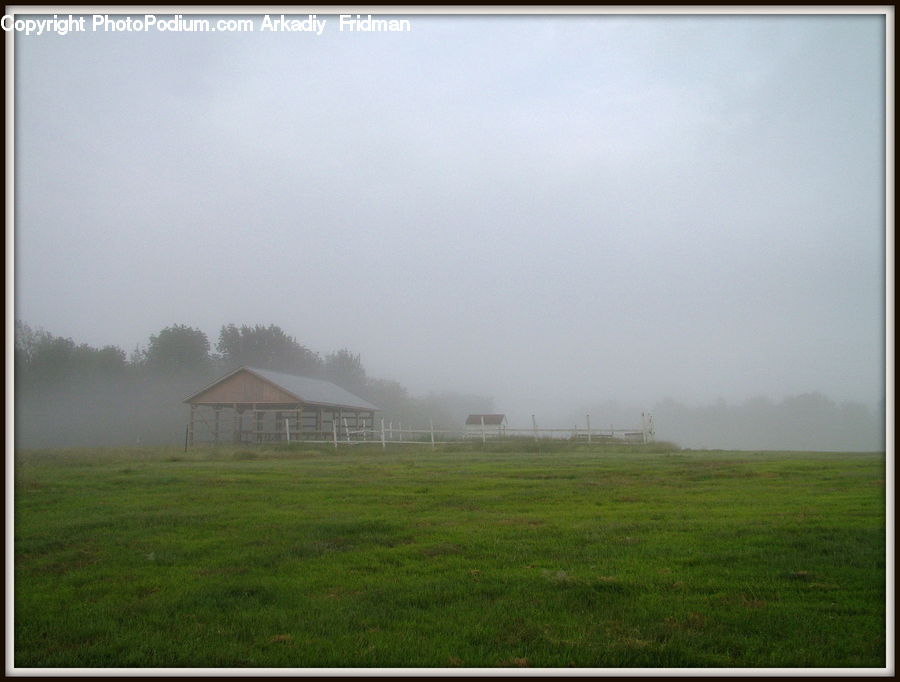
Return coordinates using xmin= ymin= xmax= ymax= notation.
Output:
xmin=13 ymin=442 xmax=886 ymax=669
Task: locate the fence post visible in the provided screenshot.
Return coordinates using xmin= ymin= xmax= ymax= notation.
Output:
xmin=481 ymin=415 xmax=486 ymax=445
xmin=343 ymin=417 xmax=350 ymax=443
xmin=532 ymin=414 xmax=538 ymax=442
xmin=381 ymin=418 xmax=386 ymax=450
xmin=184 ymin=424 xmax=189 ymax=452
xmin=430 ymin=420 xmax=435 ymax=450
xmin=333 ymin=420 xmax=338 ymax=449
xmin=285 ymin=417 xmax=291 ymax=443
xmin=586 ymin=414 xmax=591 ymax=444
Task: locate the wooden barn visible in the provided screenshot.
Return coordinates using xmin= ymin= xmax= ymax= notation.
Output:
xmin=184 ymin=366 xmax=379 ymax=445
xmin=464 ymin=413 xmax=508 ymax=438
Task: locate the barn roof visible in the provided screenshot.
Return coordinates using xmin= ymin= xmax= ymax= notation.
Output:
xmin=465 ymin=414 xmax=507 ymax=425
xmin=185 ymin=366 xmax=379 ymax=411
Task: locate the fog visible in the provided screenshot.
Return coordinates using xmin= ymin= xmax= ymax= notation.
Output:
xmin=11 ymin=12 xmax=887 ymax=450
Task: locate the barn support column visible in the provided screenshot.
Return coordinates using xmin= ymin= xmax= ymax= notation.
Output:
xmin=233 ymin=405 xmax=241 ymax=444
xmin=296 ymin=407 xmax=303 ymax=441
xmin=188 ymin=404 xmax=196 ymax=447
xmin=213 ymin=407 xmax=221 ymax=445
xmin=316 ymin=407 xmax=323 ymax=439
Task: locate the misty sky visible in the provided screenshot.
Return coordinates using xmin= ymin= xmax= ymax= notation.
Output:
xmin=12 ymin=11 xmax=887 ymax=424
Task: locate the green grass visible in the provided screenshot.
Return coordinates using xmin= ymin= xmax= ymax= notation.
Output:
xmin=14 ymin=443 xmax=886 ymax=668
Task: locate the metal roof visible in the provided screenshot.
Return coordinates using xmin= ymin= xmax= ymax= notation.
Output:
xmin=248 ymin=368 xmax=379 ymax=411
xmin=185 ymin=366 xmax=379 ymax=411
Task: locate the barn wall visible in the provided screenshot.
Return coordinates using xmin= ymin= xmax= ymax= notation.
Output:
xmin=189 ymin=370 xmax=297 ymax=404
xmin=189 ymin=404 xmax=375 ymax=444
xmin=464 ymin=424 xmax=505 ymax=437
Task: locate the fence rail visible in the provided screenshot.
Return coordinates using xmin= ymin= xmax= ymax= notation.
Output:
xmin=188 ymin=413 xmax=655 ymax=449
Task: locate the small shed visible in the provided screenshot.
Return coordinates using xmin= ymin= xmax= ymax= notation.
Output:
xmin=184 ymin=366 xmax=378 ymax=445
xmin=465 ymin=413 xmax=508 ymax=438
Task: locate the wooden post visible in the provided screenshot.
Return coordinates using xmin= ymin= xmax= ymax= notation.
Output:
xmin=333 ymin=419 xmax=338 ymax=449
xmin=481 ymin=415 xmax=486 ymax=445
xmin=296 ymin=408 xmax=302 ymax=441
xmin=343 ymin=417 xmax=350 ymax=443
xmin=532 ymin=414 xmax=538 ymax=442
xmin=381 ymin=418 xmax=386 ymax=450
xmin=188 ymin=404 xmax=196 ymax=447
xmin=430 ymin=419 xmax=435 ymax=450
xmin=586 ymin=414 xmax=592 ymax=444
xmin=285 ymin=416 xmax=291 ymax=443
xmin=389 ymin=421 xmax=393 ymax=441
xmin=184 ymin=424 xmax=189 ymax=452
xmin=213 ymin=407 xmax=220 ymax=445
xmin=233 ymin=406 xmax=240 ymax=444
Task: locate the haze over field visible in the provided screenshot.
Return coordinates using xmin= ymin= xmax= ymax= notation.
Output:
xmin=12 ymin=11 xmax=887 ymax=448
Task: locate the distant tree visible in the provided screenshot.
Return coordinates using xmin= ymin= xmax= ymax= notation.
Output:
xmin=15 ymin=320 xmax=127 ymax=387
xmin=359 ymin=377 xmax=409 ymax=415
xmin=411 ymin=391 xmax=495 ymax=429
xmin=128 ymin=344 xmax=146 ymax=368
xmin=216 ymin=324 xmax=322 ymax=376
xmin=14 ymin=320 xmax=40 ymax=375
xmin=780 ymin=392 xmax=835 ymax=413
xmin=35 ymin=335 xmax=77 ymax=372
xmin=74 ymin=344 xmax=127 ymax=376
xmin=144 ymin=324 xmax=211 ymax=375
xmin=324 ymin=349 xmax=367 ymax=392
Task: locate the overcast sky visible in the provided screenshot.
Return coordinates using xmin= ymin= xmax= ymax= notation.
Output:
xmin=12 ymin=11 xmax=887 ymax=423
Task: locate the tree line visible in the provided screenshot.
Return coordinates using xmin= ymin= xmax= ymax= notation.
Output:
xmin=14 ymin=321 xmax=493 ymax=448
xmin=649 ymin=394 xmax=885 ymax=452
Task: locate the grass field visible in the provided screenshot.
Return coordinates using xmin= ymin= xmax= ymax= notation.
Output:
xmin=13 ymin=442 xmax=887 ymax=669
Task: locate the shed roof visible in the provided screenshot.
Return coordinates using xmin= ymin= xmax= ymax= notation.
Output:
xmin=185 ymin=366 xmax=379 ymax=411
xmin=465 ymin=414 xmax=507 ymax=425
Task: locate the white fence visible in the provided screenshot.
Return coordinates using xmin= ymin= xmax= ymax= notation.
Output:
xmin=269 ymin=413 xmax=655 ymax=449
